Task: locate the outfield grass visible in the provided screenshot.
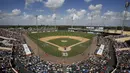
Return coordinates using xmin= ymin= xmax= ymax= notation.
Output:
xmin=28 ymin=31 xmax=94 ymax=39
xmin=48 ymin=38 xmax=80 ymax=47
xmin=28 ymin=31 xmax=95 ymax=57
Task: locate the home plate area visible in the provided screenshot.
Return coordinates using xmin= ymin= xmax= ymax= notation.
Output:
xmin=62 ymin=52 xmax=68 ymax=57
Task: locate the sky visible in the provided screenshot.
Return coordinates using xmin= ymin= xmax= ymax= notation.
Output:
xmin=0 ymin=0 xmax=130 ymax=26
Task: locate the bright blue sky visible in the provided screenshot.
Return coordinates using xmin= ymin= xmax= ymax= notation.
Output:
xmin=0 ymin=0 xmax=128 ymax=15
xmin=0 ymin=0 xmax=130 ymax=26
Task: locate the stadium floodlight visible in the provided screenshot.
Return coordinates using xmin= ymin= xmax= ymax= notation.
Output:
xmin=71 ymin=16 xmax=74 ymax=28
xmin=54 ymin=15 xmax=56 ymax=29
xmin=102 ymin=16 xmax=106 ymax=31
xmin=90 ymin=14 xmax=93 ymax=27
xmin=35 ymin=15 xmax=40 ymax=57
xmin=35 ymin=15 xmax=38 ymax=32
xmin=122 ymin=1 xmax=130 ymax=34
xmin=52 ymin=13 xmax=57 ymax=30
xmin=125 ymin=2 xmax=130 ymax=8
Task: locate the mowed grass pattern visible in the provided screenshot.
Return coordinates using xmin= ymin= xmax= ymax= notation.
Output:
xmin=28 ymin=31 xmax=95 ymax=57
xmin=48 ymin=38 xmax=80 ymax=47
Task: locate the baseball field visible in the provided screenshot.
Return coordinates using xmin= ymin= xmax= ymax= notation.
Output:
xmin=28 ymin=31 xmax=95 ymax=57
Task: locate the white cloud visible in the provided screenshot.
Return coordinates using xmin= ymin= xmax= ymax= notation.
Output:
xmin=84 ymin=0 xmax=92 ymax=3
xmin=104 ymin=11 xmax=123 ymax=21
xmin=36 ymin=9 xmax=44 ymax=12
xmin=0 ymin=9 xmax=130 ymax=26
xmin=70 ymin=13 xmax=79 ymax=20
xmin=123 ymin=11 xmax=130 ymax=17
xmin=88 ymin=4 xmax=103 ymax=21
xmin=25 ymin=0 xmax=43 ymax=8
xmin=67 ymin=9 xmax=87 ymax=20
xmin=23 ymin=12 xmax=34 ymax=19
xmin=89 ymin=4 xmax=102 ymax=11
xmin=44 ymin=0 xmax=65 ymax=10
xmin=104 ymin=11 xmax=116 ymax=16
xmin=38 ymin=15 xmax=44 ymax=19
xmin=12 ymin=9 xmax=21 ymax=15
xmin=77 ymin=9 xmax=87 ymax=17
xmin=122 ymin=11 xmax=130 ymax=20
xmin=52 ymin=13 xmax=56 ymax=19
xmin=0 ymin=9 xmax=21 ymax=19
xmin=67 ymin=8 xmax=76 ymax=13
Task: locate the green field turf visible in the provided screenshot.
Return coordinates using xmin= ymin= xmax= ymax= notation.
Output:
xmin=48 ymin=38 xmax=80 ymax=47
xmin=68 ymin=40 xmax=91 ymax=57
xmin=28 ymin=31 xmax=95 ymax=57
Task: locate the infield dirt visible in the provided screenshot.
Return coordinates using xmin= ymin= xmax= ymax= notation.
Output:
xmin=39 ymin=36 xmax=89 ymax=51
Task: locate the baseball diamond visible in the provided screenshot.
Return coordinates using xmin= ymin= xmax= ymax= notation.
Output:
xmin=28 ymin=31 xmax=94 ymax=57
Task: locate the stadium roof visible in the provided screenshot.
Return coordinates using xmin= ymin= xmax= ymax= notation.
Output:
xmin=115 ymin=36 xmax=130 ymax=42
xmin=0 ymin=36 xmax=16 ymax=41
xmin=104 ymin=30 xmax=130 ymax=35
xmin=116 ymin=48 xmax=130 ymax=51
xmin=0 ymin=46 xmax=12 ymax=51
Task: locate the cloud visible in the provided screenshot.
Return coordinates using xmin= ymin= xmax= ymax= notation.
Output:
xmin=23 ymin=12 xmax=34 ymax=19
xmin=123 ymin=11 xmax=130 ymax=17
xmin=77 ymin=9 xmax=87 ymax=18
xmin=25 ymin=0 xmax=43 ymax=8
xmin=37 ymin=14 xmax=58 ymax=25
xmin=12 ymin=9 xmax=21 ymax=15
xmin=44 ymin=0 xmax=65 ymax=10
xmin=52 ymin=13 xmax=56 ymax=19
xmin=104 ymin=11 xmax=123 ymax=20
xmin=0 ymin=8 xmax=130 ymax=26
xmin=89 ymin=4 xmax=102 ymax=11
xmin=88 ymin=4 xmax=103 ymax=20
xmin=67 ymin=8 xmax=87 ymax=20
xmin=70 ymin=14 xmax=79 ymax=20
xmin=84 ymin=0 xmax=92 ymax=3
xmin=36 ymin=9 xmax=44 ymax=12
xmin=104 ymin=11 xmax=116 ymax=16
xmin=0 ymin=9 xmax=21 ymax=19
xmin=67 ymin=8 xmax=76 ymax=13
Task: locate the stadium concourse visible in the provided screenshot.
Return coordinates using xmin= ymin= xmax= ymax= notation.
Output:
xmin=0 ymin=28 xmax=130 ymax=73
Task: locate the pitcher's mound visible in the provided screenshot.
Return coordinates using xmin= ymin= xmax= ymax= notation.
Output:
xmin=61 ymin=40 xmax=68 ymax=43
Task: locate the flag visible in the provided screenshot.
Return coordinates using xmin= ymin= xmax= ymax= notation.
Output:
xmin=125 ymin=2 xmax=130 ymax=8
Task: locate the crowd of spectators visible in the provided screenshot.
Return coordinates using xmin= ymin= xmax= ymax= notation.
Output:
xmin=0 ymin=28 xmax=130 ymax=73
xmin=112 ymin=35 xmax=130 ymax=73
xmin=0 ymin=50 xmax=12 ymax=73
xmin=0 ymin=29 xmax=14 ymax=73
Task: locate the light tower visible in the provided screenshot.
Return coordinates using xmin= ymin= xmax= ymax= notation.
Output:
xmin=90 ymin=14 xmax=93 ymax=27
xmin=71 ymin=16 xmax=74 ymax=28
xmin=54 ymin=14 xmax=56 ymax=30
xmin=35 ymin=15 xmax=40 ymax=57
xmin=102 ymin=16 xmax=106 ymax=31
xmin=122 ymin=1 xmax=130 ymax=34
xmin=35 ymin=15 xmax=38 ymax=32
